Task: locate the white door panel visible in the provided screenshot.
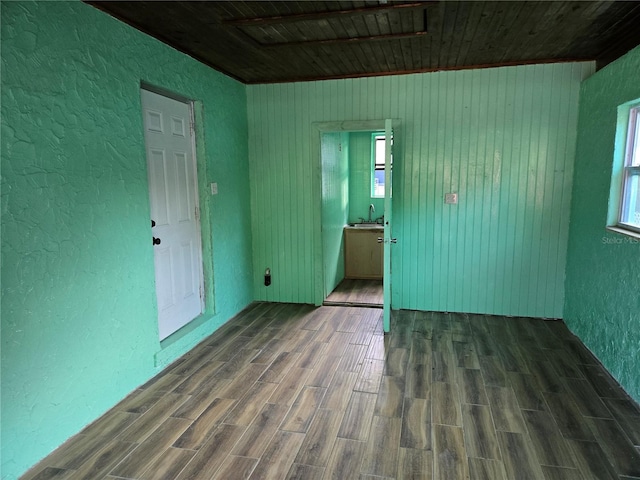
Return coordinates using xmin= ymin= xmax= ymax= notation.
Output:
xmin=141 ymin=89 xmax=203 ymax=340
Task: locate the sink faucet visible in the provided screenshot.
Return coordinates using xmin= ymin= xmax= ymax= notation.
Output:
xmin=368 ymin=204 xmax=375 ymax=222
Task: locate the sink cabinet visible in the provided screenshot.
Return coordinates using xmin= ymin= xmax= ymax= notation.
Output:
xmin=344 ymin=227 xmax=383 ymax=279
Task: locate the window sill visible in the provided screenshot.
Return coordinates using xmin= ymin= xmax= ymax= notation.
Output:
xmin=605 ymin=225 xmax=640 ymax=240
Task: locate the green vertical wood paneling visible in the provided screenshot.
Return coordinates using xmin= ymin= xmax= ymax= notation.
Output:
xmin=565 ymin=46 xmax=640 ymax=403
xmin=247 ymin=62 xmax=593 ymax=317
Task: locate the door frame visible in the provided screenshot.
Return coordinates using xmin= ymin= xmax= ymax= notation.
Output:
xmin=141 ymin=83 xmax=209 ymax=340
xmin=311 ymin=119 xmax=400 ymax=307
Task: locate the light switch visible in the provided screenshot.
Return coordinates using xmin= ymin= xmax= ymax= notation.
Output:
xmin=445 ymin=193 xmax=458 ymax=204
xmin=210 ymin=183 xmax=218 ymax=195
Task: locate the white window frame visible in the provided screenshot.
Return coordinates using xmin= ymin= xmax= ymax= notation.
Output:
xmin=371 ymin=132 xmax=392 ymax=198
xmin=619 ymin=105 xmax=640 ymax=233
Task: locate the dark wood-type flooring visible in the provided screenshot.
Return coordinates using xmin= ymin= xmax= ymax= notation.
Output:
xmin=324 ymin=279 xmax=383 ymax=307
xmin=23 ymin=303 xmax=640 ymax=480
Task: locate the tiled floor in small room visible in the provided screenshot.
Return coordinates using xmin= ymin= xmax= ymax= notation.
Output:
xmin=23 ymin=303 xmax=640 ymax=480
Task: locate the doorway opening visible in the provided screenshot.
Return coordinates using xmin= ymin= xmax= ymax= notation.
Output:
xmin=313 ymin=120 xmax=394 ymax=312
xmin=141 ymin=87 xmax=205 ymax=340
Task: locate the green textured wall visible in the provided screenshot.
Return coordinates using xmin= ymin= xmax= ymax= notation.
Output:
xmin=321 ymin=132 xmax=349 ymax=296
xmin=349 ymin=132 xmax=384 ymax=224
xmin=248 ymin=63 xmax=593 ymax=316
xmin=1 ymin=2 xmax=253 ymax=478
xmin=565 ymin=45 xmax=640 ymax=403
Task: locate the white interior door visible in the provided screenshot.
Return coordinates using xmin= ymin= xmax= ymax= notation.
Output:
xmin=141 ymin=89 xmax=204 ymax=340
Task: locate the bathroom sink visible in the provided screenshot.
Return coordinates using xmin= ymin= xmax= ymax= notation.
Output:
xmin=349 ymin=223 xmax=383 ymax=228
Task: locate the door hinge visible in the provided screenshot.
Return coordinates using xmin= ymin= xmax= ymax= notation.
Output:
xmin=195 ymin=206 xmax=200 ymax=221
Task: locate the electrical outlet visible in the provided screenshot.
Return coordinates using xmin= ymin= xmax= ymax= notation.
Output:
xmin=210 ymin=183 xmax=218 ymax=195
xmin=445 ymin=193 xmax=458 ymax=204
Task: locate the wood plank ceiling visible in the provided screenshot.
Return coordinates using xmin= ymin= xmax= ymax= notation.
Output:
xmin=88 ymin=1 xmax=640 ymax=84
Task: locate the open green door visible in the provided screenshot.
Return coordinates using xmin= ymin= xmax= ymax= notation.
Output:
xmin=383 ymin=119 xmax=394 ymax=333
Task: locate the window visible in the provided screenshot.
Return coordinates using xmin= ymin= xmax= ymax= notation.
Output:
xmin=619 ymin=105 xmax=640 ymax=232
xmin=371 ymin=133 xmax=392 ymax=198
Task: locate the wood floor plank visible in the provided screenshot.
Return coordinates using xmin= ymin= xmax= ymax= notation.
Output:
xmin=432 ymin=350 xmax=456 ymax=383
xmin=365 ymin=334 xmax=388 ymax=361
xmin=139 ymin=446 xmax=196 ymax=480
xmin=285 ymin=463 xmax=325 ymax=480
xmin=113 ymin=388 xmax=164 ymax=415
xmin=268 ymin=367 xmax=312 ymax=406
xmin=579 ymin=363 xmax=628 ymax=399
xmin=170 ymin=377 xmax=232 ymax=419
xmin=384 ymin=347 xmax=409 ymax=377
xmin=296 ymin=341 xmax=326 ymax=369
xmin=78 ymin=411 xmax=139 ymax=442
xmin=432 ymin=382 xmax=462 ymax=426
xmin=461 ymin=404 xmax=501 ymax=460
xmin=485 ymin=386 xmax=526 ymax=433
xmin=67 ymin=441 xmax=137 ymax=480
xmin=324 ymin=438 xmax=366 ymax=480
xmin=521 ymin=409 xmax=575 ymax=468
xmin=478 ymin=355 xmax=507 ymax=387
xmin=548 ymin=350 xmax=584 ymax=379
xmin=497 ymin=343 xmax=530 ymax=374
xmin=567 ymin=439 xmax=618 ymax=480
xmin=453 ymin=341 xmax=480 ymax=369
xmin=541 ymin=465 xmax=584 ymax=480
xmin=118 ymin=393 xmax=189 ymax=443
xmin=44 ymin=434 xmax=112 ymax=470
xmin=338 ymin=344 xmax=368 ymax=372
xmin=321 ymin=370 xmax=359 ymax=411
xmin=467 ymin=457 xmax=507 ymax=480
xmin=497 ymin=430 xmax=545 ymax=480
xmin=326 ymin=331 xmax=355 ymax=357
xmin=258 ymin=351 xmax=299 ymax=383
xmin=294 ymin=408 xmax=343 ymax=467
xmin=217 ymin=363 xmax=267 ymax=400
xmin=280 ymin=386 xmax=326 ymax=433
xmin=211 ymin=455 xmax=258 ymax=480
xmin=223 ymin=381 xmax=278 ymax=426
xmin=109 ymin=416 xmax=191 ymax=478
xmin=563 ymin=377 xmax=612 ymax=419
xmin=587 ymin=417 xmax=640 ymax=477
xmin=361 ymin=416 xmax=402 ymax=477
xmin=410 ymin=337 xmax=432 ymax=365
xmin=543 ymin=392 xmax=596 ymax=441
xmin=398 ymin=447 xmax=433 ymax=480
xmin=459 ymin=368 xmax=489 ymax=405
xmin=231 ymin=403 xmax=290 ymax=458
xmin=22 ymin=467 xmax=75 ymax=480
xmin=176 ymin=423 xmax=247 ymax=480
xmin=305 ymin=354 xmax=341 ymax=388
xmin=374 ymin=375 xmax=405 ymax=418
xmin=508 ymin=372 xmax=547 ymax=410
xmin=173 ymin=360 xmax=226 ymax=393
xmin=528 ymin=360 xmax=564 ymax=393
xmin=354 ymin=358 xmax=385 ymax=394
xmin=248 ymin=431 xmax=305 ymax=480
xmin=173 ymin=397 xmax=236 ymax=449
xmin=338 ymin=391 xmax=377 ymax=441
xmin=433 ymin=424 xmax=468 ymax=480
xmin=405 ymin=363 xmax=431 ymax=399
xmin=401 ymin=398 xmax=431 ymax=450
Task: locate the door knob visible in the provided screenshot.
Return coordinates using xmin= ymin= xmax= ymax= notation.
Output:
xmin=153 ymin=237 xmax=161 ymax=245
xmin=390 ymin=238 xmax=397 ymax=243
xmin=377 ymin=237 xmax=384 ymax=243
